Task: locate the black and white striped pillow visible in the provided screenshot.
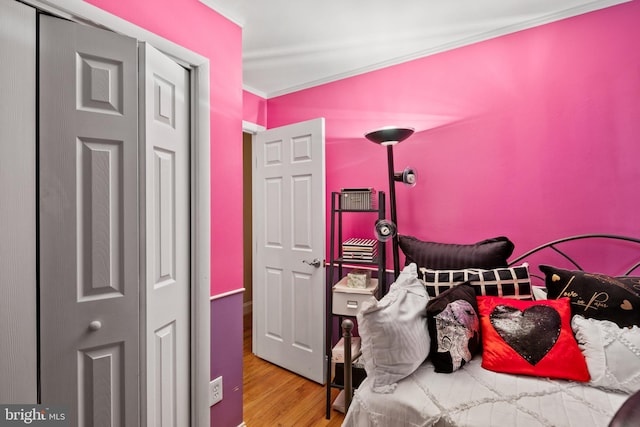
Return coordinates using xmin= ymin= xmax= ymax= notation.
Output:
xmin=417 ymin=263 xmax=532 ymax=300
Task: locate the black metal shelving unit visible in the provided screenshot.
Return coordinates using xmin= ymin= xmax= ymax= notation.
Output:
xmin=325 ymin=190 xmax=387 ymax=419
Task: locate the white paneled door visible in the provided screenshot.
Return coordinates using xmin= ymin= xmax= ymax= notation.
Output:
xmin=139 ymin=42 xmax=191 ymax=427
xmin=253 ymin=118 xmax=326 ymax=383
xmin=39 ymin=14 xmax=140 ymax=427
xmin=39 ymin=15 xmax=191 ymax=427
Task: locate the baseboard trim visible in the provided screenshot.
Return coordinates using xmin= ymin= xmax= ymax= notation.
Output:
xmin=237 ymin=422 xmax=247 ymax=427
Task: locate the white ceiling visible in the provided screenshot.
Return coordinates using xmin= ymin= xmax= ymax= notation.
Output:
xmin=200 ymin=0 xmax=628 ymax=98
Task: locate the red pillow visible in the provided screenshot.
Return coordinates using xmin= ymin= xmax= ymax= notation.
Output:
xmin=477 ymin=296 xmax=590 ymax=382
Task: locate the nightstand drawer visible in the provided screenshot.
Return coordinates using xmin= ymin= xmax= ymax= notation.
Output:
xmin=332 ymin=290 xmax=376 ymax=316
xmin=332 ymin=276 xmax=378 ymax=316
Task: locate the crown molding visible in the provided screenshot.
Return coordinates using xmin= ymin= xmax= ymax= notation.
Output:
xmin=242 ymin=84 xmax=268 ymax=99
xmin=199 ymin=0 xmax=244 ymax=27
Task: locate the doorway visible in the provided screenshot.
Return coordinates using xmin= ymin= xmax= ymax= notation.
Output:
xmin=243 ymin=131 xmax=254 ymax=318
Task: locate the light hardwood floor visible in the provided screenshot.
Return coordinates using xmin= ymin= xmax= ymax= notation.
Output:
xmin=243 ymin=315 xmax=346 ymax=427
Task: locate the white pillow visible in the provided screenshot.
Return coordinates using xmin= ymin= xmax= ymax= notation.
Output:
xmin=531 ymin=285 xmax=548 ymax=301
xmin=357 ymin=263 xmax=430 ymax=393
xmin=571 ymin=315 xmax=640 ymax=394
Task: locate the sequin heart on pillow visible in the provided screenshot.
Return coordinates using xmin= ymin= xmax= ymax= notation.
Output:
xmin=490 ymin=305 xmax=561 ymax=365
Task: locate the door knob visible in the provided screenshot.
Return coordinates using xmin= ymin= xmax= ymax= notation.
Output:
xmin=303 ymin=258 xmax=322 ymax=268
xmin=88 ymin=320 xmax=102 ymax=331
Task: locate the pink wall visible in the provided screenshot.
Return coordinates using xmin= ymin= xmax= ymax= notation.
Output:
xmin=243 ymin=90 xmax=267 ymax=127
xmin=267 ymin=2 xmax=640 ymax=270
xmin=85 ymin=0 xmax=244 ymax=297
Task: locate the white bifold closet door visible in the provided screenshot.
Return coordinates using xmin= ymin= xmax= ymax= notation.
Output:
xmin=39 ymin=13 xmax=191 ymax=427
xmin=139 ymin=42 xmax=191 ymax=427
xmin=0 ymin=0 xmax=37 ymax=404
xmin=39 ymin=13 xmax=140 ymax=427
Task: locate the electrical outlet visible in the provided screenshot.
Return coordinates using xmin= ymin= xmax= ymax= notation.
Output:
xmin=209 ymin=376 xmax=223 ymax=406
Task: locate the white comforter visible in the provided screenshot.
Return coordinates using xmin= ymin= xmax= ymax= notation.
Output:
xmin=342 ymin=357 xmax=628 ymax=427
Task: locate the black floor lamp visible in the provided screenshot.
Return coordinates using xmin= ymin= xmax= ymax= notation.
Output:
xmin=365 ymin=126 xmax=416 ymax=279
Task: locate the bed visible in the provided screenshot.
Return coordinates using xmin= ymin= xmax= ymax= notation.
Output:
xmin=340 ymin=234 xmax=640 ymax=427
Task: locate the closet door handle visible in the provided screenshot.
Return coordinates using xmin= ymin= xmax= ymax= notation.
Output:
xmin=88 ymin=320 xmax=102 ymax=331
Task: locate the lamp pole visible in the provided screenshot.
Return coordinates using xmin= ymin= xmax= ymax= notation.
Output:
xmin=386 ymin=145 xmax=400 ymax=279
xmin=364 ymin=126 xmax=414 ymax=282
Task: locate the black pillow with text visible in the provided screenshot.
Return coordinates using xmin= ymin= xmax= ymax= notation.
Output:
xmin=540 ymin=265 xmax=640 ymax=327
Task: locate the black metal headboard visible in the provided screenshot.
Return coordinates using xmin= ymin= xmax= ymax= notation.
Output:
xmin=508 ymin=234 xmax=640 ymax=278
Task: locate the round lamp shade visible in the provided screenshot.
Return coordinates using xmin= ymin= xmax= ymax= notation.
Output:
xmin=364 ymin=126 xmax=414 ymax=146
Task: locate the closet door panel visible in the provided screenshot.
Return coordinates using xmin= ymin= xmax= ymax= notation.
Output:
xmin=0 ymin=0 xmax=37 ymax=404
xmin=39 ymin=14 xmax=139 ymax=427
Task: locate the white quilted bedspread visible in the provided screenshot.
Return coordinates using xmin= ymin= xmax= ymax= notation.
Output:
xmin=342 ymin=357 xmax=629 ymax=427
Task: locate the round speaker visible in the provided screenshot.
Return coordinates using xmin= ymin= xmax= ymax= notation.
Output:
xmin=394 ymin=166 xmax=418 ymax=187
xmin=401 ymin=167 xmax=417 ymax=187
xmin=374 ymin=219 xmax=397 ymax=242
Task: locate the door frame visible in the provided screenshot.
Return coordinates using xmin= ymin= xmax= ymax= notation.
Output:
xmin=242 ymin=121 xmax=266 ymax=320
xmin=23 ymin=1 xmax=211 ymax=425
